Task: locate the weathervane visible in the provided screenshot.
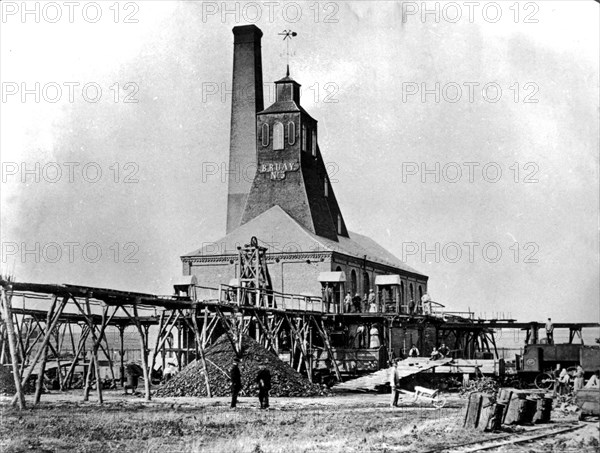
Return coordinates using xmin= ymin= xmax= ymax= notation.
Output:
xmin=278 ymin=29 xmax=297 ymax=76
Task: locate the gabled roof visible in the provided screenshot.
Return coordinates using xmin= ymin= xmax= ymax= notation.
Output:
xmin=183 ymin=206 xmax=426 ymax=277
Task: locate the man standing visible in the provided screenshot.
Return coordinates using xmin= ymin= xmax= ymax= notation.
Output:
xmin=389 ymin=360 xmax=400 ymax=407
xmin=344 ymin=292 xmax=352 ymax=313
xmin=256 ymin=361 xmax=271 ymax=409
xmin=545 ymin=318 xmax=554 ymax=345
xmin=230 ymin=358 xmax=242 ymax=408
xmin=367 ymin=289 xmax=376 ymax=312
xmin=353 ymin=293 xmax=362 ymax=313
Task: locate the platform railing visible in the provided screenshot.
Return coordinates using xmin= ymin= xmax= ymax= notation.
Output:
xmin=216 ymin=284 xmax=326 ymax=313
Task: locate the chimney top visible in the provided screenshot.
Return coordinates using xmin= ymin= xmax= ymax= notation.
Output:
xmin=232 ymin=25 xmax=263 ymax=43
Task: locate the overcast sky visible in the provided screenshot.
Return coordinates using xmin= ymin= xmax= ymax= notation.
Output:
xmin=1 ymin=1 xmax=598 ymax=323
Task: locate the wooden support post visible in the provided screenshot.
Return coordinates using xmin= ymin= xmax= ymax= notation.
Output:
xmin=190 ymin=305 xmax=212 ymax=397
xmin=313 ymin=317 xmax=342 ymax=382
xmin=11 ymin=295 xmax=67 ymax=407
xmin=118 ymin=324 xmax=125 ymax=387
xmin=1 ymin=287 xmax=26 ymax=410
xmin=34 ymin=297 xmax=58 ymax=405
xmin=122 ymin=303 xmax=151 ymax=401
xmin=149 ymin=311 xmax=165 ymax=378
xmin=62 ymin=325 xmax=90 ymax=390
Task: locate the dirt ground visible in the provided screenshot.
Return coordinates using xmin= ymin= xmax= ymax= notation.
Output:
xmin=0 ymin=390 xmax=598 ymax=452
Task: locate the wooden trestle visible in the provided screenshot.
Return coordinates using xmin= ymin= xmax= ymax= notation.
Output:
xmin=0 ymin=277 xmax=506 ymax=409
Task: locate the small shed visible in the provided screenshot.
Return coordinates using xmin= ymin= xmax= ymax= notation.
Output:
xmin=375 ymin=274 xmax=401 ymax=313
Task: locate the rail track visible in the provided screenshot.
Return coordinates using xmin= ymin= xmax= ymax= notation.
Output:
xmin=421 ymin=422 xmax=584 ymax=452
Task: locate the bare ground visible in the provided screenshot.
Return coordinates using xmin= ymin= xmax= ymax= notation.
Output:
xmin=0 ymin=390 xmax=597 ymax=452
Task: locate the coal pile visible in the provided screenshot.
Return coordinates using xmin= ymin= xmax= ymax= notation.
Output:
xmin=156 ymin=334 xmax=327 ymax=398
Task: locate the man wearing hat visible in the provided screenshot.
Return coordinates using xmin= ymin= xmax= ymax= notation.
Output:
xmin=230 ymin=358 xmax=242 ymax=408
xmin=255 ymin=360 xmax=271 ymax=409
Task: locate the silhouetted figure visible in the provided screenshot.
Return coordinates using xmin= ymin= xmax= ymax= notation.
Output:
xmin=256 ymin=362 xmax=271 ymax=409
xmin=230 ymin=358 xmax=242 ymax=408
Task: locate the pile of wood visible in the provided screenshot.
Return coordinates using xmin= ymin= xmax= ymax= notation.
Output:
xmin=155 ymin=334 xmax=328 ymax=398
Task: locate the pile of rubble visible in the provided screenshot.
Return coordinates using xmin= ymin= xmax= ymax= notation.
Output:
xmin=460 ymin=376 xmax=499 ymax=400
xmin=155 ymin=334 xmax=328 ymax=398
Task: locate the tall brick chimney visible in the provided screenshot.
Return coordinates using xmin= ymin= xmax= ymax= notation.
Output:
xmin=226 ymin=25 xmax=264 ymax=234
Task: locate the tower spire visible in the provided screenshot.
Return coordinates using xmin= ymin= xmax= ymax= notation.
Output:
xmin=278 ymin=29 xmax=297 ymax=75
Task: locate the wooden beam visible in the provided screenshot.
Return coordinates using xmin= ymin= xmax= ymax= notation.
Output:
xmin=34 ymin=297 xmax=58 ymax=404
xmin=1 ymin=287 xmax=26 ymax=410
xmin=10 ymin=294 xmax=67 ymax=406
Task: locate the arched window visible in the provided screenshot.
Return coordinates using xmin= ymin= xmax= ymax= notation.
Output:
xmin=337 ymin=214 xmax=342 ymax=234
xmin=351 ymin=269 xmax=357 ymax=295
xmin=409 ymin=284 xmax=414 ymax=302
xmin=324 ymin=178 xmax=329 ymax=197
xmin=363 ymin=272 xmax=370 ymax=294
xmin=261 ymin=123 xmax=269 ymax=147
xmin=311 ymin=130 xmax=317 ymax=156
xmin=301 ymin=124 xmax=307 ymax=151
xmin=287 ymin=122 xmax=295 ymax=145
xmin=273 ymin=122 xmax=284 ymax=150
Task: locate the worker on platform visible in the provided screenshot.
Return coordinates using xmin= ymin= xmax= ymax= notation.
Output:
xmin=389 ymin=359 xmax=400 ymax=407
xmin=367 ymin=289 xmax=377 ymax=312
xmin=545 ymin=318 xmax=554 ymax=345
xmin=408 ymin=299 xmax=415 ymax=315
xmin=352 ymin=293 xmax=362 ymax=313
xmin=408 ymin=345 xmax=419 ymax=358
xmin=369 ymin=325 xmax=380 ymax=348
xmin=230 ymin=358 xmax=242 ymax=408
xmin=438 ymin=343 xmax=450 ymax=358
xmin=362 ymin=293 xmax=369 ymax=313
xmin=356 ymin=324 xmax=365 ymax=348
xmin=430 ymin=347 xmax=442 ymax=361
xmin=256 ymin=360 xmax=271 ymax=409
xmin=344 ymin=291 xmax=352 ymax=313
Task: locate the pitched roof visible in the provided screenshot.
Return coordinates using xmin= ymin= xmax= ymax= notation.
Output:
xmin=183 ymin=206 xmax=426 ymax=277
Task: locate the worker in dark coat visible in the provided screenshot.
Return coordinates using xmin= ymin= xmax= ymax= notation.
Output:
xmin=256 ymin=361 xmax=271 ymax=409
xmin=230 ymin=358 xmax=242 ymax=408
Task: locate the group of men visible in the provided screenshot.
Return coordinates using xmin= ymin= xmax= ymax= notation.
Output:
xmin=343 ymin=290 xmax=378 ymax=313
xmin=230 ymin=358 xmax=271 ymax=409
xmin=406 ymin=343 xmax=450 ymax=360
xmin=552 ymin=364 xmax=599 ymax=396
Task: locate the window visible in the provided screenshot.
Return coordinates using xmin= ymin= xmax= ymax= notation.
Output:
xmin=273 ymin=122 xmax=284 ymax=150
xmin=324 ymin=178 xmax=328 ymax=197
xmin=351 ymin=270 xmax=357 ymax=294
xmin=288 ymin=122 xmax=295 ymax=145
xmin=311 ymin=130 xmax=317 ymax=156
xmin=261 ymin=123 xmax=269 ymax=147
xmin=337 ymin=214 xmax=342 ymax=235
xmin=301 ymin=124 xmax=307 ymax=151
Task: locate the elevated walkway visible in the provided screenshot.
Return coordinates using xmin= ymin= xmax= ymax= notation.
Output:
xmin=332 ymin=357 xmax=452 ymax=392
